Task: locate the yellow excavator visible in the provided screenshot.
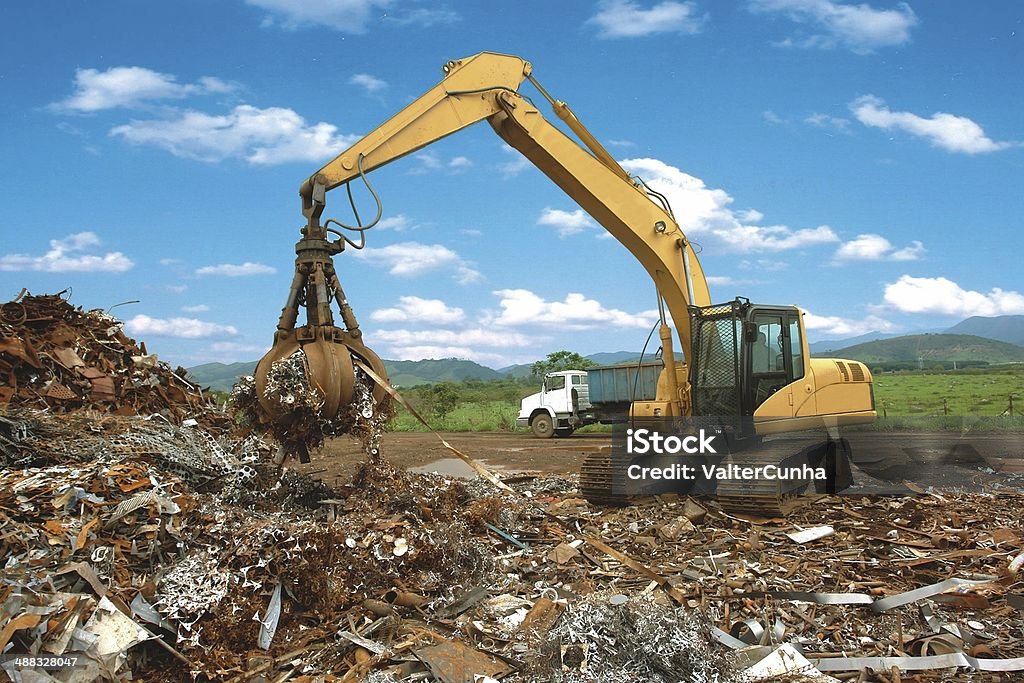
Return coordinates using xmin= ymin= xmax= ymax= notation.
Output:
xmin=253 ymin=52 xmax=876 ymax=515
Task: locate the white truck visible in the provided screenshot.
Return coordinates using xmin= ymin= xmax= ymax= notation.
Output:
xmin=516 ymin=363 xmax=662 ymax=438
xmin=516 ymin=370 xmax=592 ymax=438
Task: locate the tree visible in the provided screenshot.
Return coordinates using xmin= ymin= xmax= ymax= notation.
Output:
xmin=531 ymin=350 xmax=597 ymax=378
xmin=427 ymin=382 xmax=460 ymax=419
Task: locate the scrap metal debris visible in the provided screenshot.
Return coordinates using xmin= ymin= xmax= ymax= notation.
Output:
xmin=0 ymin=291 xmax=225 ymax=432
xmin=2 ymin=290 xmax=1024 ymax=682
xmin=3 ymin=406 xmax=1024 ymax=683
xmin=231 ymin=350 xmax=394 ymax=461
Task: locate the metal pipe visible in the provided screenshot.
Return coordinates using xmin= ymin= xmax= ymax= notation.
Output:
xmin=681 ymin=238 xmax=697 ymax=314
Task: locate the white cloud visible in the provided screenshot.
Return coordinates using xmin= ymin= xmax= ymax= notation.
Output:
xmin=537 ymin=208 xmax=596 ymax=238
xmin=803 ymin=311 xmax=896 ymax=337
xmin=378 ymin=345 xmax=512 ymax=366
xmin=370 ymin=296 xmax=465 ymax=324
xmin=382 ymin=6 xmax=458 ymax=27
xmin=588 ymin=0 xmax=705 ymax=38
xmin=110 ymin=104 xmax=357 ymax=164
xmin=249 ymin=0 xmax=457 ymax=32
xmin=372 ymin=328 xmax=536 ymax=348
xmin=714 ymin=224 xmax=838 ymax=251
xmin=623 ymin=157 xmax=839 ymax=251
xmin=51 ymin=67 xmax=234 ymax=113
xmin=349 ymin=73 xmax=387 ymax=93
xmin=125 ymin=315 xmax=238 ymax=339
xmin=706 ymin=275 xmax=736 ymax=286
xmin=0 ymin=232 xmax=133 ymax=273
xmin=352 ymin=241 xmax=481 ymax=283
xmin=182 ymin=304 xmax=210 ymax=313
xmin=413 ymin=152 xmax=441 ymax=171
xmin=410 ymin=152 xmax=472 ymax=174
xmin=185 ymin=341 xmax=272 ymax=365
xmin=195 ymin=262 xmax=276 ymax=277
xmin=804 ymin=112 xmax=850 ymax=132
xmin=834 ymin=233 xmax=924 ymax=262
xmin=749 ymin=0 xmax=917 ymax=53
xmin=497 ymin=144 xmax=532 ymax=178
xmin=248 ymin=0 xmax=387 ymax=32
xmin=375 ymin=214 xmax=414 ymax=231
xmin=369 ymin=326 xmax=542 ymax=366
xmin=739 ymin=258 xmax=789 ymax=272
xmin=490 ymin=289 xmax=658 ymax=331
xmin=850 ymin=95 xmax=1015 ymax=155
xmin=763 ymin=110 xmax=786 ymax=125
xmin=883 ymin=275 xmax=1024 ymax=317
xmin=209 ymin=341 xmax=267 ymax=355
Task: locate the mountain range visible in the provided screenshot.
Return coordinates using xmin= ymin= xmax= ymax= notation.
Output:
xmin=187 ymin=315 xmax=1024 ymax=390
xmin=816 ymin=334 xmax=1024 ymax=365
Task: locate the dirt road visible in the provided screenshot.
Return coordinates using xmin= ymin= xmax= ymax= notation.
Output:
xmin=295 ymin=431 xmax=611 ymax=487
xmin=295 ymin=429 xmax=1024 ymax=493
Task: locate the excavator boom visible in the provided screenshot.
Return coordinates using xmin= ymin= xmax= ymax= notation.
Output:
xmin=294 ymin=52 xmax=710 ymax=419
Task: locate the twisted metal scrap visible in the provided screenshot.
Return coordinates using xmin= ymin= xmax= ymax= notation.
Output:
xmin=531 ymin=592 xmax=737 ymax=683
xmin=231 ymin=350 xmax=394 ymax=460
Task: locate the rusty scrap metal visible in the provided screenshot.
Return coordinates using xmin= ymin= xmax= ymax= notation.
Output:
xmin=0 ymin=291 xmax=225 ymax=431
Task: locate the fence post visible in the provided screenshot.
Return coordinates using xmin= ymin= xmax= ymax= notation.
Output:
xmin=943 ymin=398 xmax=948 ymax=416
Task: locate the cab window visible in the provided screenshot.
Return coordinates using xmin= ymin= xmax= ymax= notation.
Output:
xmin=748 ymin=312 xmax=803 ymax=409
xmin=788 ymin=317 xmax=804 ymax=380
xmin=751 ymin=317 xmax=783 ymax=374
xmin=546 ymin=375 xmax=566 ymax=391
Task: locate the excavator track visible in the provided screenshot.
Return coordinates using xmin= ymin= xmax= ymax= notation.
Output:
xmin=712 ymin=440 xmax=817 ymax=517
xmin=581 ymin=439 xmax=827 ymax=517
xmin=579 ymin=450 xmax=631 ymax=506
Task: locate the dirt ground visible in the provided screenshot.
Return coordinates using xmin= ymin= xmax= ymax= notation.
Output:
xmin=295 ymin=431 xmax=610 ymax=486
xmin=294 ymin=430 xmax=1024 ymax=494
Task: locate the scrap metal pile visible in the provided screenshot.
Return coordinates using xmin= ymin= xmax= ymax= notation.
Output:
xmin=231 ymin=353 xmax=393 ymax=461
xmin=2 ymin=291 xmax=1024 ymax=682
xmin=3 ymin=402 xmax=1024 ymax=681
xmin=0 ymin=408 xmax=738 ymax=682
xmin=0 ymin=291 xmax=224 ymax=432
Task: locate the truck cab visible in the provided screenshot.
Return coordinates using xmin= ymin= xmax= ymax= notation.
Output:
xmin=516 ymin=370 xmax=592 ymax=438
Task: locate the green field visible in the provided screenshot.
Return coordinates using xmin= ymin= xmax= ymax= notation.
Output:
xmin=385 ymin=365 xmax=1024 ymax=433
xmin=873 ymin=365 xmax=1023 ymax=416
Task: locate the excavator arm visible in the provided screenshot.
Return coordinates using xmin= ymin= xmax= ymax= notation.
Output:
xmin=255 ymin=51 xmax=876 ymax=515
xmin=293 ymin=51 xmax=711 ymax=416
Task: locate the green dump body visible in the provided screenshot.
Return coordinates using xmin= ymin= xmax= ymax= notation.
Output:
xmin=586 ymin=362 xmax=662 ymax=407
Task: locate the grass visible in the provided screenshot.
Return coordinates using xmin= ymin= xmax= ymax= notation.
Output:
xmin=873 ymin=365 xmax=1023 ymax=417
xmin=383 ymin=365 xmax=1023 ymax=433
xmin=389 ymin=400 xmax=519 ymax=432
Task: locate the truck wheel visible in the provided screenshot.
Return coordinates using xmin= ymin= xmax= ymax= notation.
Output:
xmin=531 ymin=414 xmax=555 ymax=438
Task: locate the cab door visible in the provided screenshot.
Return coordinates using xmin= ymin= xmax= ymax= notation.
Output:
xmin=744 ymin=308 xmax=805 ymax=417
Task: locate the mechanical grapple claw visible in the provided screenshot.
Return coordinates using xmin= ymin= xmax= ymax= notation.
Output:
xmin=252 ymin=222 xmax=389 ymax=444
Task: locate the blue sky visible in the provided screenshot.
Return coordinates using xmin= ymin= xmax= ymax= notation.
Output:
xmin=1 ymin=1 xmax=1022 ymax=369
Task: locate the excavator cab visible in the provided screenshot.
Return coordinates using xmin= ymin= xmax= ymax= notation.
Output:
xmin=690 ymin=299 xmax=807 ymax=428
